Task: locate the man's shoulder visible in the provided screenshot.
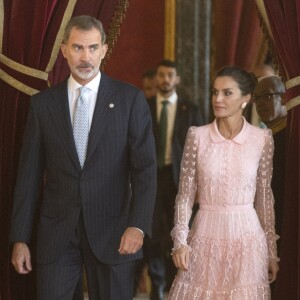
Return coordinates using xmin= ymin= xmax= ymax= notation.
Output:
xmin=101 ymin=73 xmax=141 ymax=95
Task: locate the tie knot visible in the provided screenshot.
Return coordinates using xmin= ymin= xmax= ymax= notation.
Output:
xmin=162 ymin=100 xmax=169 ymax=106
xmin=79 ymin=86 xmax=88 ymax=97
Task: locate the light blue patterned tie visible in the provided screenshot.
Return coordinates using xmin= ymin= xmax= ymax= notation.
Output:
xmin=73 ymin=86 xmax=89 ymax=168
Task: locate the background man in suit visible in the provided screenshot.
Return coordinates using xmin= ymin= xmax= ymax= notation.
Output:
xmin=254 ymin=75 xmax=286 ymax=298
xmin=254 ymin=76 xmax=286 ymax=244
xmin=144 ymin=60 xmax=203 ymax=300
xmin=10 ymin=15 xmax=156 ymax=300
xmin=142 ymin=69 xmax=157 ymax=99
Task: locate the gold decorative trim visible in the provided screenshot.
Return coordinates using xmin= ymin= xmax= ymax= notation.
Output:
xmin=0 ymin=69 xmax=39 ymax=95
xmin=102 ymin=0 xmax=129 ymax=69
xmin=270 ymin=117 xmax=287 ymax=135
xmin=164 ymin=0 xmax=176 ymax=60
xmin=286 ymin=76 xmax=300 ymax=90
xmin=45 ymin=0 xmax=77 ymax=73
xmin=255 ymin=0 xmax=274 ymax=41
xmin=0 ymin=0 xmax=4 ymax=53
xmin=0 ymin=53 xmax=48 ymax=80
xmin=255 ymin=0 xmax=286 ymax=80
xmin=286 ymin=95 xmax=300 ymax=111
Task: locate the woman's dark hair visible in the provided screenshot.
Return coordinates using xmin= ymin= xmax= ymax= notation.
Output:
xmin=214 ymin=66 xmax=258 ymax=97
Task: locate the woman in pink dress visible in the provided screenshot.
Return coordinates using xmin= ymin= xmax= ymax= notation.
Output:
xmin=168 ymin=66 xmax=279 ymax=299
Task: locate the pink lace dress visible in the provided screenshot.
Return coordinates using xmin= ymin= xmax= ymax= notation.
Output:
xmin=168 ymin=119 xmax=279 ymax=300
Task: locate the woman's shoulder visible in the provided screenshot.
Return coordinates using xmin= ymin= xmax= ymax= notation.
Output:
xmin=190 ymin=123 xmax=211 ymax=133
xmin=247 ymin=122 xmax=272 ymax=137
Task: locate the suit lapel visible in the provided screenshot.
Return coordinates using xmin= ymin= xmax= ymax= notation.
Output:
xmin=85 ymin=73 xmax=115 ymax=164
xmin=47 ymin=81 xmax=81 ymax=171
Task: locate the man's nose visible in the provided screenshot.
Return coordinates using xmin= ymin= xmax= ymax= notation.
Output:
xmin=80 ymin=49 xmax=90 ymax=61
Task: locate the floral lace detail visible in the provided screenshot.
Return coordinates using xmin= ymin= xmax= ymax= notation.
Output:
xmin=171 ymin=127 xmax=198 ymax=251
xmin=169 ymin=282 xmax=270 ymax=300
xmin=254 ymin=129 xmax=279 ymax=261
xmin=169 ymin=122 xmax=278 ymax=299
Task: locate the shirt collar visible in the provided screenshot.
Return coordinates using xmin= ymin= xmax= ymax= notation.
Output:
xmin=157 ymin=92 xmax=178 ymax=104
xmin=68 ymin=71 xmax=101 ymax=93
xmin=210 ymin=117 xmax=250 ymax=144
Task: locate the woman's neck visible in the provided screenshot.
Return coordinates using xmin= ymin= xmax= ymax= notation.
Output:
xmin=217 ymin=117 xmax=244 ymax=140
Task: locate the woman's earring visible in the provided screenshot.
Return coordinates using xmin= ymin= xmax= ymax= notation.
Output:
xmin=241 ymin=102 xmax=247 ymax=110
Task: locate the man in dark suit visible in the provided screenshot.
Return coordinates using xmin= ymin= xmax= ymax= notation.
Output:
xmin=254 ymin=75 xmax=286 ymax=298
xmin=144 ymin=60 xmax=203 ymax=299
xmin=10 ymin=15 xmax=156 ymax=300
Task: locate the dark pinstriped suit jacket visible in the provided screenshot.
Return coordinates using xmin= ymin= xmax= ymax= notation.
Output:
xmin=10 ymin=73 xmax=157 ymax=265
xmin=147 ymin=96 xmax=203 ymax=187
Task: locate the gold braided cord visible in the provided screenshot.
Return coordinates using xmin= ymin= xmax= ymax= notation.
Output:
xmin=270 ymin=117 xmax=287 ymax=135
xmin=102 ymin=0 xmax=129 ymax=69
xmin=0 ymin=69 xmax=39 ymax=96
xmin=255 ymin=0 xmax=274 ymax=41
xmin=286 ymin=96 xmax=300 ymax=111
xmin=286 ymin=76 xmax=300 ymax=90
xmin=0 ymin=0 xmax=3 ymax=53
xmin=164 ymin=0 xmax=176 ymax=60
xmin=255 ymin=0 xmax=287 ymax=80
xmin=45 ymin=0 xmax=77 ymax=73
xmin=0 ymin=54 xmax=48 ymax=80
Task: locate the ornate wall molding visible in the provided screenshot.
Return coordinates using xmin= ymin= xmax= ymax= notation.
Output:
xmin=164 ymin=0 xmax=176 ymax=60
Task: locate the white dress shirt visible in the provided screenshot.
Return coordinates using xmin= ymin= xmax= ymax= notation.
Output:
xmin=68 ymin=72 xmax=101 ymax=129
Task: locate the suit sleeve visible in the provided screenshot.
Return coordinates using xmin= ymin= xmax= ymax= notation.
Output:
xmin=127 ymin=90 xmax=157 ymax=237
xmin=10 ymin=97 xmax=45 ymax=243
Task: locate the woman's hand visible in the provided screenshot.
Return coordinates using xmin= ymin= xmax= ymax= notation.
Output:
xmin=268 ymin=259 xmax=279 ymax=283
xmin=172 ymin=245 xmax=190 ymax=271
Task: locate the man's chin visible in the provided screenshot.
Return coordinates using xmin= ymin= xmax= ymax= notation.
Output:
xmin=76 ymin=71 xmax=96 ymax=81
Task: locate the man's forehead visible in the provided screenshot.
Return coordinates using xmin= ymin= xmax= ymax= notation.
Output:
xmin=255 ymin=77 xmax=285 ymax=96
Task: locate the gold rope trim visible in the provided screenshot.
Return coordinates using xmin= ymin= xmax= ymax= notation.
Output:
xmin=0 ymin=0 xmax=4 ymax=53
xmin=270 ymin=117 xmax=287 ymax=135
xmin=286 ymin=95 xmax=300 ymax=111
xmin=255 ymin=0 xmax=274 ymax=41
xmin=102 ymin=0 xmax=129 ymax=69
xmin=286 ymin=76 xmax=300 ymax=90
xmin=45 ymin=0 xmax=77 ymax=73
xmin=164 ymin=0 xmax=176 ymax=60
xmin=0 ymin=53 xmax=48 ymax=80
xmin=0 ymin=69 xmax=39 ymax=96
xmin=255 ymin=0 xmax=286 ymax=80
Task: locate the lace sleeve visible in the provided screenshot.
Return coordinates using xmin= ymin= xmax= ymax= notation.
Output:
xmin=254 ymin=129 xmax=279 ymax=262
xmin=171 ymin=127 xmax=198 ymax=252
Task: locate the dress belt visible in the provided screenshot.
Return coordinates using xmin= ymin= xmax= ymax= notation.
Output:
xmin=200 ymin=203 xmax=253 ymax=211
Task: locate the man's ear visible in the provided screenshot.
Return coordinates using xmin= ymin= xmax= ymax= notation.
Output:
xmin=61 ymin=44 xmax=67 ymax=58
xmin=101 ymin=44 xmax=108 ymax=59
xmin=176 ymin=75 xmax=181 ymax=85
xmin=281 ymin=93 xmax=286 ymax=105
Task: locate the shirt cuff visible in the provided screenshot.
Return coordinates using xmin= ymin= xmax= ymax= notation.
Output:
xmin=134 ymin=227 xmax=144 ymax=237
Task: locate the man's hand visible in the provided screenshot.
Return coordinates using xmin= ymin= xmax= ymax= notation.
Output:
xmin=118 ymin=227 xmax=144 ymax=255
xmin=11 ymin=242 xmax=32 ymax=274
xmin=172 ymin=245 xmax=190 ymax=271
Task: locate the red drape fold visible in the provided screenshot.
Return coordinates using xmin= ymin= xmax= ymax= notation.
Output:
xmin=0 ymin=1 xmax=128 ymax=299
xmin=212 ymin=0 xmax=266 ymax=72
xmin=256 ymin=0 xmax=300 ymax=298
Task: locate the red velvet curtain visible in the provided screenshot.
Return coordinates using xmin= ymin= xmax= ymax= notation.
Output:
xmin=256 ymin=1 xmax=300 ymax=298
xmin=0 ymin=1 xmax=128 ymax=299
xmin=212 ymin=0 xmax=267 ymax=73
